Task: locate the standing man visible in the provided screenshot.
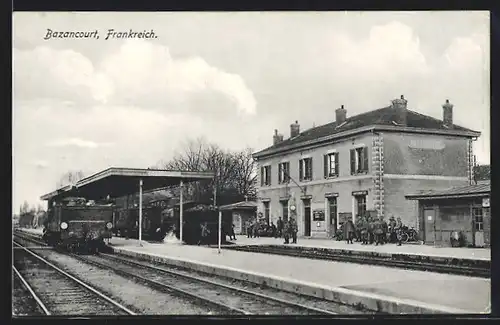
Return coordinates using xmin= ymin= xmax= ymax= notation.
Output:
xmin=283 ymin=219 xmax=290 ymax=244
xmin=373 ymin=217 xmax=384 ymax=245
xmin=395 ymin=217 xmax=403 ymax=246
xmin=388 ymin=216 xmax=397 ymax=243
xmin=360 ymin=216 xmax=369 ymax=245
xmin=290 ymin=218 xmax=298 ymax=244
xmin=246 ymin=220 xmax=252 ymax=238
xmin=277 ymin=217 xmax=283 ymax=238
xmin=344 ymin=218 xmax=355 ymax=244
xmin=230 ymin=223 xmax=237 ymax=240
xmin=380 ymin=217 xmax=388 ymax=245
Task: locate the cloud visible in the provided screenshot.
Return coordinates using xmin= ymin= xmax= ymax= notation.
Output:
xmin=14 ymin=39 xmax=257 ymax=116
xmin=46 ymin=138 xmax=114 ymax=148
xmin=327 ymin=21 xmax=431 ymax=82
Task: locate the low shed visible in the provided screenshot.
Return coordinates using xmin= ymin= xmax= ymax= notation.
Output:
xmin=219 ymin=201 xmax=258 ymax=235
xmin=406 ymin=182 xmax=490 ymax=248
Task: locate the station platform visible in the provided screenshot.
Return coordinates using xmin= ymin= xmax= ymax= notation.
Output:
xmin=229 ymin=236 xmax=491 ymax=261
xmin=14 ymin=228 xmax=490 ymax=314
xmin=107 ymin=236 xmax=489 ymax=314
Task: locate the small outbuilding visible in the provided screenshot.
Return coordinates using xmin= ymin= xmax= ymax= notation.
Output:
xmin=405 ymin=181 xmax=490 ymax=248
xmin=219 ymin=201 xmax=258 ymax=235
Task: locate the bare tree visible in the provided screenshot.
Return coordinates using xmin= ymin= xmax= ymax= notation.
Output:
xmin=161 ymin=138 xmax=257 ymax=205
xmin=57 ymin=170 xmax=86 ymax=188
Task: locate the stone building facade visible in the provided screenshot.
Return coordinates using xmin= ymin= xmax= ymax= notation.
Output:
xmin=253 ymin=96 xmax=481 ymax=238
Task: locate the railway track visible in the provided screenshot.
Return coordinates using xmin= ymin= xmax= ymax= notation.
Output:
xmin=14 ymin=230 xmax=367 ymax=315
xmin=13 ymin=242 xmax=136 ymax=316
xmin=74 ymin=253 xmax=352 ymax=315
xmin=224 ymin=245 xmax=490 ymax=278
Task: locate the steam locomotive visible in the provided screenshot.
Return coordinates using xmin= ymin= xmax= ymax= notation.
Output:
xmin=42 ymin=197 xmax=113 ymax=253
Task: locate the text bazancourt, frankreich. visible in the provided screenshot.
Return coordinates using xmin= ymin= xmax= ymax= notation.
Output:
xmin=43 ymin=28 xmax=158 ymax=40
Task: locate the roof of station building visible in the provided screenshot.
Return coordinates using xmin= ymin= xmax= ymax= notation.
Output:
xmin=405 ymin=181 xmax=490 ymax=200
xmin=253 ymin=105 xmax=481 ymax=158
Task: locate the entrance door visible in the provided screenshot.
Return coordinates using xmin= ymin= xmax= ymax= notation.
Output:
xmin=303 ymin=199 xmax=311 ymax=236
xmin=233 ymin=213 xmax=242 ymax=234
xmin=328 ymin=197 xmax=337 ymax=237
xmin=424 ymin=208 xmax=435 ymax=244
xmin=473 ymin=207 xmax=485 ymax=247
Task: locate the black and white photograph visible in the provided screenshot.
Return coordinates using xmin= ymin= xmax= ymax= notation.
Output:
xmin=12 ymin=11 xmax=490 ymax=317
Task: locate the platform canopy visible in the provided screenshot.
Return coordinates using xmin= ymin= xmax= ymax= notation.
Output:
xmin=40 ymin=167 xmax=214 ymax=201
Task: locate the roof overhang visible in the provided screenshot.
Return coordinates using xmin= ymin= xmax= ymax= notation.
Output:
xmin=41 ymin=167 xmax=214 ymax=201
xmin=405 ymin=192 xmax=490 ymax=201
xmin=40 ymin=185 xmax=78 ymax=201
xmin=253 ymin=125 xmax=481 ymax=159
xmin=219 ymin=201 xmax=258 ymax=211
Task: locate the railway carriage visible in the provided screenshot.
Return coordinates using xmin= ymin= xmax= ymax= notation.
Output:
xmin=165 ymin=203 xmax=232 ymax=245
xmin=112 ymin=205 xmax=169 ymax=241
xmin=42 ymin=197 xmax=113 ymax=253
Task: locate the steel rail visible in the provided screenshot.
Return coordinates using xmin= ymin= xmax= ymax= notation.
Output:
xmin=13 ymin=241 xmax=137 ymax=316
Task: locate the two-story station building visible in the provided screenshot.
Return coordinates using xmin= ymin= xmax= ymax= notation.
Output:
xmin=252 ymin=96 xmax=481 ymax=238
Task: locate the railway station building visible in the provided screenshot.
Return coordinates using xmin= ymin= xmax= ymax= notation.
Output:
xmin=405 ymin=181 xmax=490 ymax=248
xmin=252 ymin=96 xmax=481 ymax=239
xmin=219 ymin=201 xmax=258 ymax=235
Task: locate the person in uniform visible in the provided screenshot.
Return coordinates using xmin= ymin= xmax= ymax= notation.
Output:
xmin=367 ymin=216 xmax=375 ymax=244
xmin=360 ymin=216 xmax=369 ymax=245
xmin=230 ymin=223 xmax=237 ymax=240
xmin=290 ymin=218 xmax=298 ymax=244
xmin=344 ymin=219 xmax=355 ymax=244
xmin=253 ymin=219 xmax=259 ymax=238
xmin=373 ymin=217 xmax=384 ymax=245
xmin=283 ymin=219 xmax=290 ymax=244
xmin=395 ymin=217 xmax=403 ymax=246
xmin=380 ymin=217 xmax=388 ymax=245
xmin=355 ymin=215 xmax=364 ymax=242
xmin=246 ymin=220 xmax=252 ymax=238
xmin=271 ymin=221 xmax=277 ymax=238
xmin=277 ymin=217 xmax=284 ymax=238
xmin=388 ymin=216 xmax=397 ymax=243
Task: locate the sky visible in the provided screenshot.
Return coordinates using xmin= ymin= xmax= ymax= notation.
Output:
xmin=12 ymin=11 xmax=490 ymax=211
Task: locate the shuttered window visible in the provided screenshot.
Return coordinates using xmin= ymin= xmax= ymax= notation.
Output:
xmin=278 ymin=162 xmax=290 ymax=184
xmin=324 ymin=153 xmax=339 ymax=178
xmin=350 ymin=147 xmax=369 ymax=174
xmin=261 ymin=165 xmax=272 ymax=186
xmin=299 ymin=158 xmax=313 ymax=181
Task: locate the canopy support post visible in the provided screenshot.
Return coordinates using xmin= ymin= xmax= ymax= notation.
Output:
xmin=218 ymin=210 xmax=222 ymax=254
xmin=139 ymin=178 xmax=143 ymax=247
xmin=179 ymin=179 xmax=184 ymax=244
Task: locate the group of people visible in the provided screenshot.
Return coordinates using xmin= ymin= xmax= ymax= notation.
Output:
xmin=245 ymin=216 xmax=299 ymax=244
xmin=342 ymin=215 xmax=404 ymax=246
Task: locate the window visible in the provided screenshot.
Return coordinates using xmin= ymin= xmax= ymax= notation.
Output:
xmin=355 ymin=195 xmax=367 ymax=218
xmin=278 ymin=162 xmax=290 ymax=184
xmin=299 ymin=157 xmax=313 ymax=181
xmin=263 ymin=202 xmax=270 ymax=224
xmin=324 ymin=152 xmax=339 ymax=178
xmin=260 ymin=165 xmax=271 ymax=186
xmin=281 ymin=200 xmax=289 ymax=222
xmin=473 ymin=207 xmax=483 ymax=231
xmin=350 ymin=147 xmax=369 ymax=175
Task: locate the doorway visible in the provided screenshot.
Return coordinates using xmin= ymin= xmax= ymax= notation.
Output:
xmin=473 ymin=207 xmax=485 ymax=247
xmin=303 ymin=199 xmax=311 ymax=236
xmin=327 ymin=197 xmax=337 ymax=237
xmin=424 ymin=208 xmax=436 ymax=244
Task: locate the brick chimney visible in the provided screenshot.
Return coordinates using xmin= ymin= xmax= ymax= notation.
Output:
xmin=273 ymin=129 xmax=284 ymax=145
xmin=391 ymin=95 xmax=408 ymax=125
xmin=335 ymin=105 xmax=347 ymax=124
xmin=442 ymin=99 xmax=453 ymax=127
xmin=290 ymin=121 xmax=300 ymax=138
